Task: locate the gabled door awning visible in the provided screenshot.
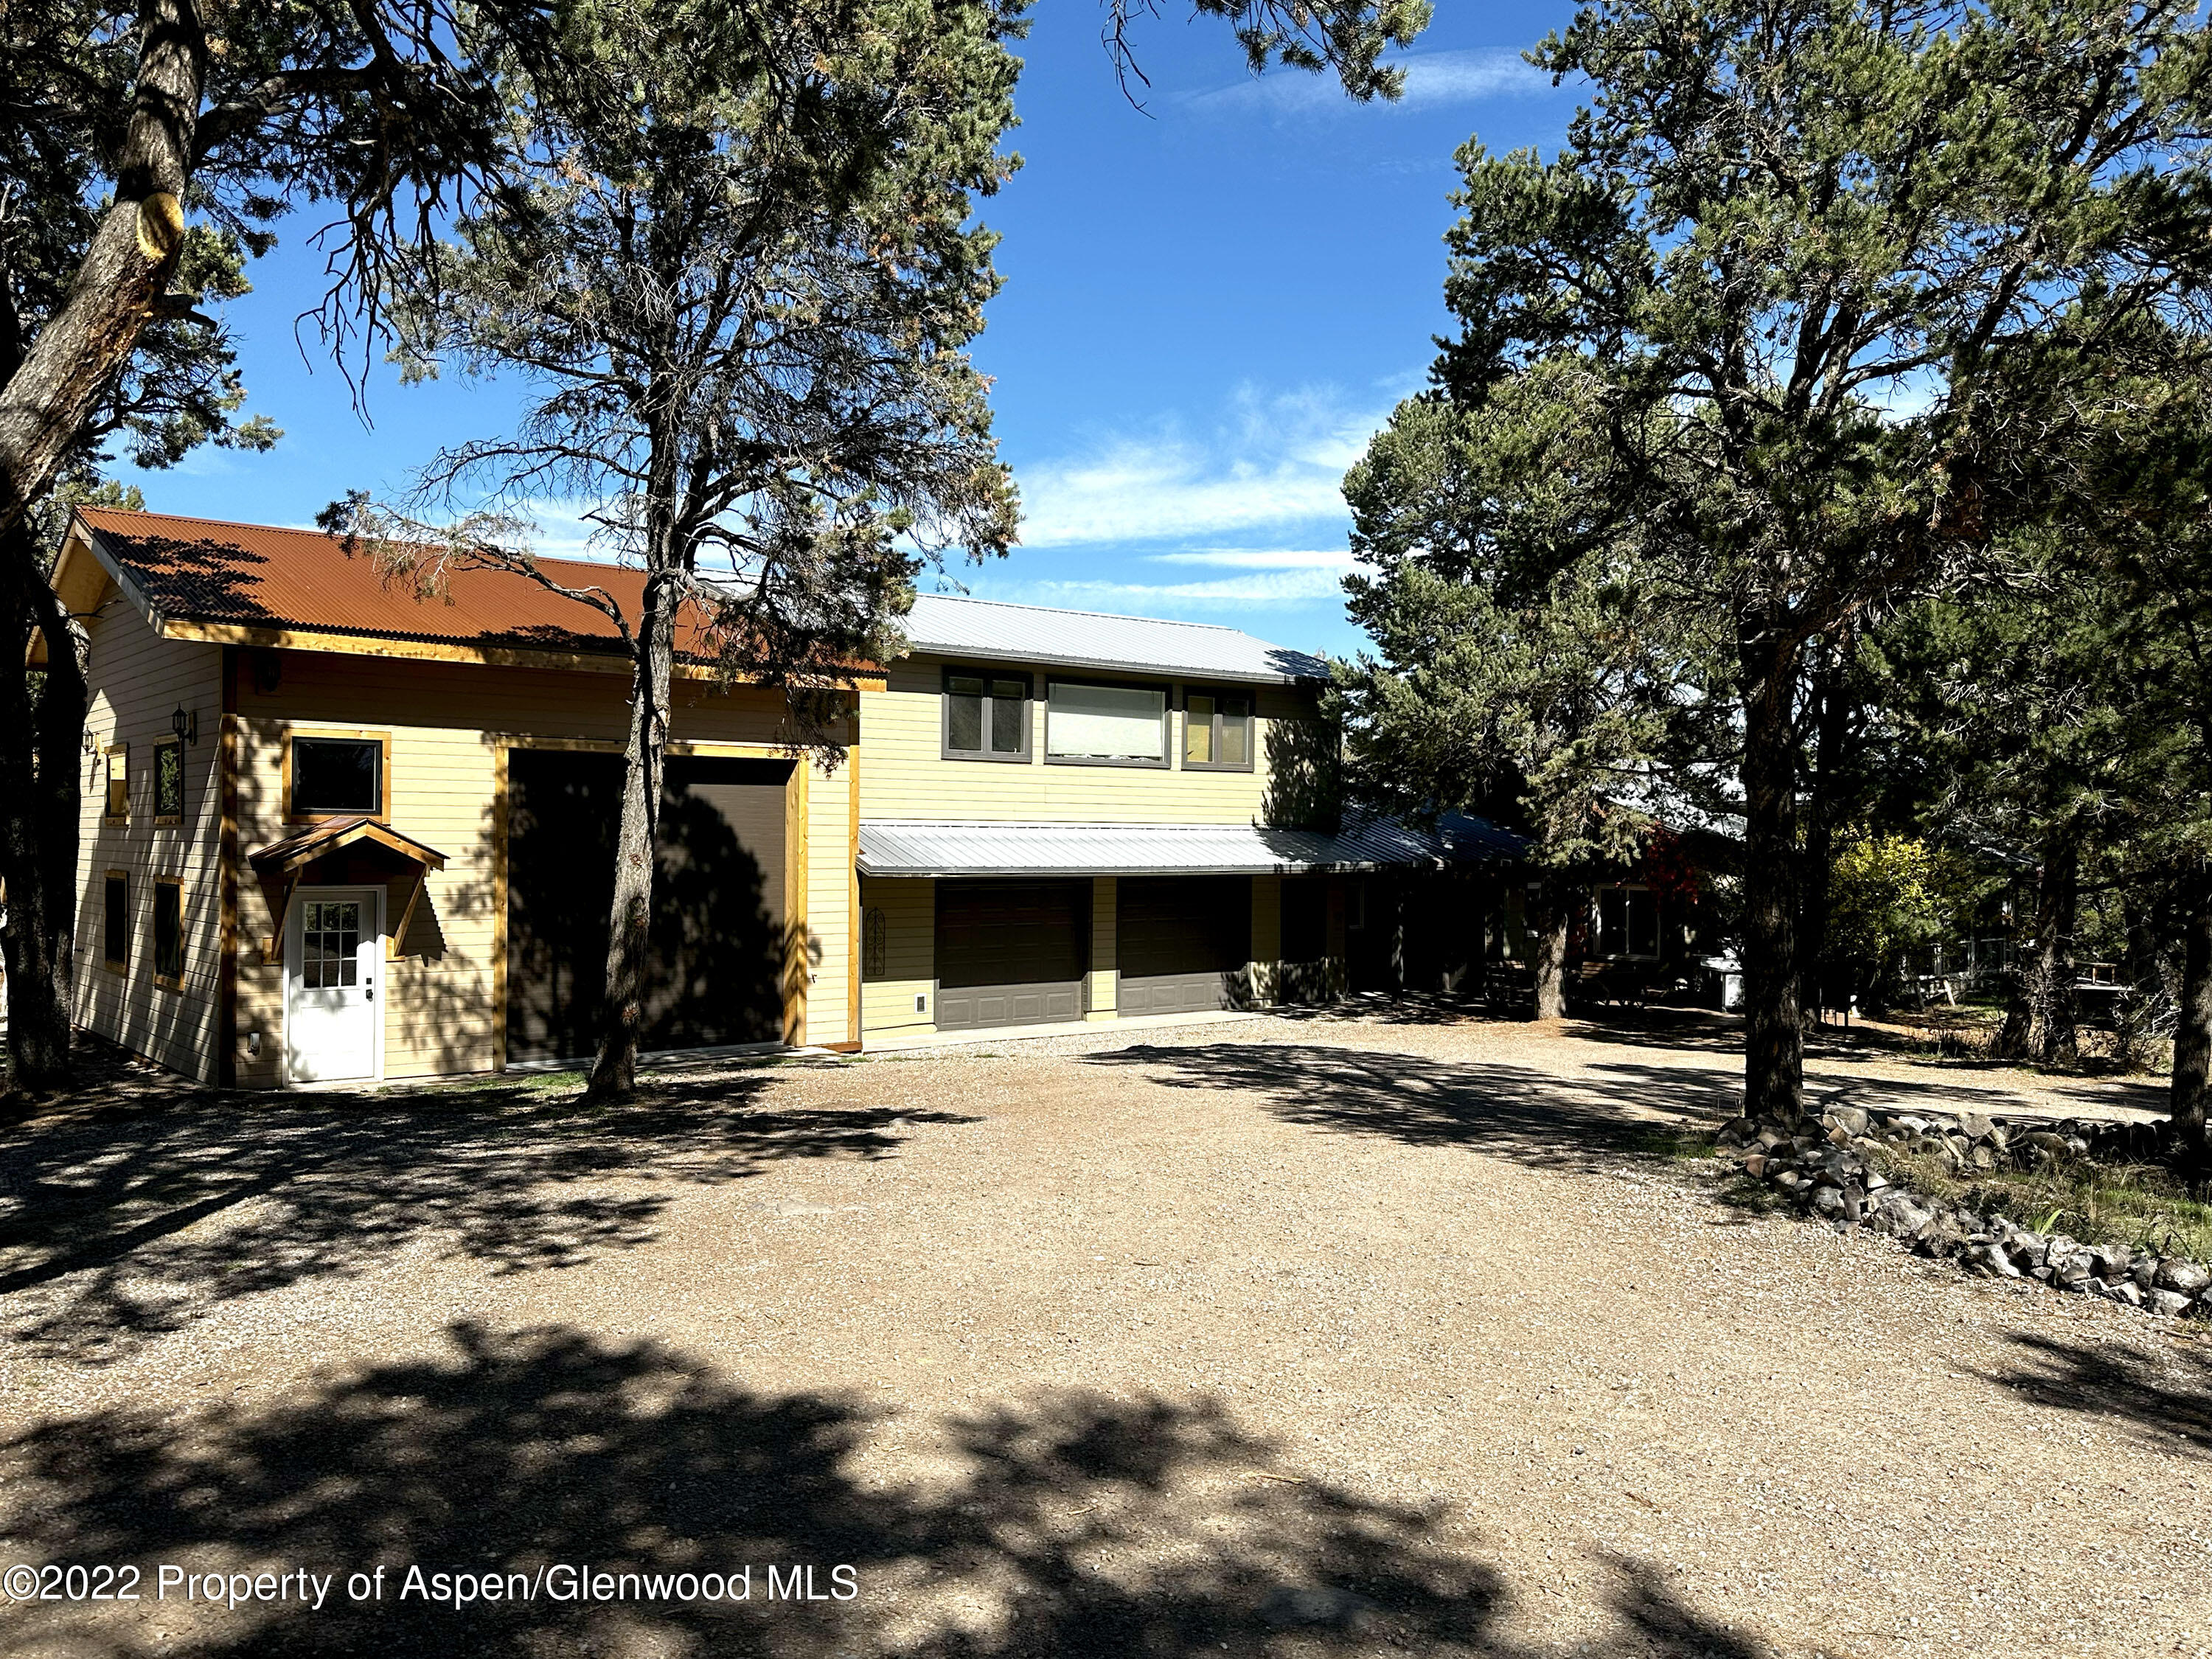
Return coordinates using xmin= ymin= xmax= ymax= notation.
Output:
xmin=248 ymin=815 xmax=448 ymax=877
xmin=247 ymin=816 xmax=448 ymax=964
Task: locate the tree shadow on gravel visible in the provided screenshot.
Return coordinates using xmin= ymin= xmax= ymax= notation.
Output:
xmin=1971 ymin=1329 xmax=2212 ymax=1458
xmin=0 ymin=1321 xmax=1761 ymax=1659
xmin=1087 ymin=1043 xmax=2143 ymax=1175
xmin=1087 ymin=1044 xmax=1744 ymax=1172
xmin=0 ymin=1046 xmax=970 ymax=1366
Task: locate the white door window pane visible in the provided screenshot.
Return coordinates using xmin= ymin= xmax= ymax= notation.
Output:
xmin=1048 ymin=683 xmax=1164 ymax=760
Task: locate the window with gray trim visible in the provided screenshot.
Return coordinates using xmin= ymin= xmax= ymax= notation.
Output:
xmin=1182 ymin=688 xmax=1254 ymax=770
xmin=1046 ymin=679 xmax=1169 ymax=765
xmin=942 ymin=668 xmax=1030 ymax=759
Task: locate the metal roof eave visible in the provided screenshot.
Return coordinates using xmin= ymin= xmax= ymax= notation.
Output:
xmin=856 ymin=856 xmax=1444 ymax=878
xmin=894 ymin=640 xmax=1321 ymax=686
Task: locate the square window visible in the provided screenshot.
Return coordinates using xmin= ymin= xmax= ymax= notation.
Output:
xmin=153 ymin=880 xmax=184 ymax=987
xmin=154 ymin=738 xmax=185 ymax=821
xmin=102 ymin=872 xmax=128 ymax=970
xmin=290 ymin=736 xmax=383 ymax=816
xmin=942 ymin=669 xmax=1029 ymax=759
xmin=1182 ymin=689 xmax=1253 ymax=770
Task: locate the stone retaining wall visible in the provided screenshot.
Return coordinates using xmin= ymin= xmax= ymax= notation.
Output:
xmin=1714 ymin=1106 xmax=2211 ymax=1319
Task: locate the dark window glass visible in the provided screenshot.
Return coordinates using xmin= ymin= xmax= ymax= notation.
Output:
xmin=1281 ymin=878 xmax=1327 ymax=962
xmin=989 ymin=679 xmax=1025 ymax=753
xmin=946 ymin=675 xmax=985 ymax=752
xmin=1631 ymin=888 xmax=1660 ymax=957
xmin=302 ymin=898 xmax=361 ymax=988
xmin=946 ymin=670 xmax=1027 ymax=757
xmin=1220 ymin=695 xmax=1251 ymax=765
xmin=153 ymin=883 xmax=184 ymax=981
xmin=103 ymin=874 xmax=128 ymax=967
xmin=293 ymin=737 xmax=381 ymax=815
xmin=1599 ymin=888 xmax=1660 ymax=957
xmin=155 ymin=740 xmax=185 ymax=818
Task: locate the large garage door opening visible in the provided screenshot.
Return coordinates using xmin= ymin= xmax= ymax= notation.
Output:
xmin=1119 ymin=875 xmax=1252 ymax=1016
xmin=936 ymin=880 xmax=1090 ymax=1030
xmin=506 ymin=751 xmax=791 ymax=1063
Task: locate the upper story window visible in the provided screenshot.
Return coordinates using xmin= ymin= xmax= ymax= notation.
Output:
xmin=1183 ymin=689 xmax=1254 ymax=771
xmin=153 ymin=737 xmax=185 ymax=824
xmin=1597 ymin=885 xmax=1660 ymax=959
xmin=1046 ymin=680 xmax=1168 ymax=767
xmin=942 ymin=668 xmax=1030 ymax=761
xmin=102 ymin=744 xmax=128 ymax=821
xmin=289 ymin=734 xmax=386 ymax=818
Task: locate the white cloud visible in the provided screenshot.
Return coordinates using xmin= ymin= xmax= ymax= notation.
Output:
xmin=1188 ymin=49 xmax=1551 ymax=119
xmin=1015 ymin=385 xmax=1395 ymax=547
xmin=1007 ymin=567 xmax=1351 ymax=608
xmin=1147 ymin=548 xmax=1356 ymax=570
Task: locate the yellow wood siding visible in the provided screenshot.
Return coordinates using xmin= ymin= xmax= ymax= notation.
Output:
xmin=1249 ymin=873 xmax=1282 ymax=1002
xmin=1085 ymin=875 xmax=1117 ymax=1017
xmin=72 ymin=596 xmax=226 ymax=1082
xmin=858 ymin=875 xmax=933 ymax=1034
xmin=227 ymin=650 xmax=852 ymax=1085
xmin=858 ymin=657 xmax=1315 ymax=824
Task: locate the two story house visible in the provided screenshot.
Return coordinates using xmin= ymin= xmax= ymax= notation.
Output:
xmin=47 ymin=507 xmax=1506 ymax=1087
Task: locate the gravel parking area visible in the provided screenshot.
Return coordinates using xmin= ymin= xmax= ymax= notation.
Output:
xmin=1 ymin=1009 xmax=2205 ymax=1658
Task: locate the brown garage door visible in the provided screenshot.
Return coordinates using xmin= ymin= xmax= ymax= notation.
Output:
xmin=507 ymin=751 xmax=790 ymax=1062
xmin=1118 ymin=875 xmax=1251 ymax=1016
xmin=935 ymin=880 xmax=1089 ymax=1030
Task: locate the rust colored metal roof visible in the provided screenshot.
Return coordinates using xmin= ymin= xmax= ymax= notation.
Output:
xmin=249 ymin=815 xmax=449 ymax=875
xmin=76 ymin=507 xmax=723 ymax=662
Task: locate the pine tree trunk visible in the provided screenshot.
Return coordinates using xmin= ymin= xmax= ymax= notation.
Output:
xmin=0 ymin=0 xmax=203 ymax=537
xmin=2117 ymin=886 xmax=2162 ymax=1074
xmin=0 ymin=529 xmax=88 ymax=1094
xmin=1798 ymin=636 xmax=1852 ymax=1023
xmin=1995 ymin=834 xmax=2079 ymax=1066
xmin=2171 ymin=865 xmax=2212 ymax=1159
xmin=1529 ymin=874 xmax=1571 ymax=1020
xmin=585 ymin=568 xmax=678 ymax=1102
xmin=1740 ymin=631 xmax=1804 ymax=1121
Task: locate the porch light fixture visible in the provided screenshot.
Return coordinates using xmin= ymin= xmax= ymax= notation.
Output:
xmin=170 ymin=703 xmax=198 ymax=745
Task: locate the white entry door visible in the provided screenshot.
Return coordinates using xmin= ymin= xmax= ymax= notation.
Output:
xmin=285 ymin=887 xmax=383 ymax=1083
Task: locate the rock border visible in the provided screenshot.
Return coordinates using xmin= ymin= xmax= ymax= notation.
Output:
xmin=1714 ymin=1106 xmax=2211 ymax=1320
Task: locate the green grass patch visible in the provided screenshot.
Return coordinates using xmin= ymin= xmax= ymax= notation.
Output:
xmin=1869 ymin=1143 xmax=2212 ymax=1260
xmin=1623 ymin=1124 xmax=1719 ymax=1163
xmin=1714 ymin=1172 xmax=1793 ymax=1216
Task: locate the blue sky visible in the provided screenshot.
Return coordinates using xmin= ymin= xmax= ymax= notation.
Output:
xmin=124 ymin=1 xmax=1582 ymax=662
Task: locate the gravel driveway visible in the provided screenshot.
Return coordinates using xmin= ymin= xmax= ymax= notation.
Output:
xmin=1 ymin=1009 xmax=2205 ymax=1658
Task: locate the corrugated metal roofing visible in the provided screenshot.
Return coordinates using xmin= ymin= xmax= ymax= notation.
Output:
xmin=902 ymin=593 xmax=1328 ymax=684
xmin=858 ymin=814 xmax=1522 ymax=877
xmin=74 ymin=507 xmax=727 ymax=661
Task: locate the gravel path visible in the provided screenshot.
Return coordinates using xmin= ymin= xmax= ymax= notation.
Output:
xmin=1 ymin=1010 xmax=2204 ymax=1658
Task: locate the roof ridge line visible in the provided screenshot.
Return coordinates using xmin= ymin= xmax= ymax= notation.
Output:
xmin=915 ymin=591 xmax=1251 ymax=635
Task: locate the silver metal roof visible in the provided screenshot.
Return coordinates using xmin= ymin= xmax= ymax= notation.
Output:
xmin=900 ymin=593 xmax=1328 ymax=684
xmin=858 ymin=815 xmax=1521 ymax=877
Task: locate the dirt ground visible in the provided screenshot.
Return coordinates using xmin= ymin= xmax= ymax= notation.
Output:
xmin=1 ymin=1006 xmax=2206 ymax=1659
